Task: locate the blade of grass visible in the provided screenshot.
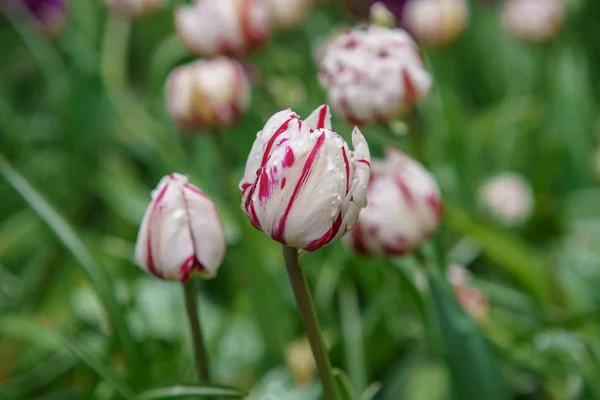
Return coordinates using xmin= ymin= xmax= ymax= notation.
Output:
xmin=0 ymin=157 xmax=143 ymax=379
xmin=339 ymin=281 xmax=367 ymax=395
xmin=135 ymin=385 xmax=249 ymax=399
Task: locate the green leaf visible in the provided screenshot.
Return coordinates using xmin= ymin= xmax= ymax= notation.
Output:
xmin=445 ymin=204 xmax=551 ymax=301
xmin=0 ymin=315 xmax=135 ymax=400
xmin=0 ymin=157 xmax=143 ymax=376
xmin=333 ymin=368 xmax=358 ymax=400
xmin=339 ymin=281 xmax=367 ymax=395
xmin=360 ymin=382 xmax=381 ymax=400
xmin=427 ymin=269 xmax=510 ymax=400
xmin=135 ymin=384 xmax=249 ymax=399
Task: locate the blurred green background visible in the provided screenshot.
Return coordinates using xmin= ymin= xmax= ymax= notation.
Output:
xmin=3 ymin=0 xmax=600 ymax=399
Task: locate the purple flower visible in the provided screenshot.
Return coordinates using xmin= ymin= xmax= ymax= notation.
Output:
xmin=7 ymin=0 xmax=66 ymax=35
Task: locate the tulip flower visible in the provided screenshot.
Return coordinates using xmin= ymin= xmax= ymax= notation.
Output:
xmin=165 ymin=58 xmax=251 ymax=131
xmin=134 ymin=173 xmax=226 ymax=282
xmin=103 ymin=0 xmax=164 ymax=18
xmin=478 ymin=173 xmax=534 ymax=227
xmin=346 ymin=149 xmax=442 ymax=256
xmin=8 ymin=0 xmax=66 ymax=36
xmin=501 ymin=0 xmax=563 ymax=43
xmin=175 ymin=0 xmax=271 ymax=58
xmin=403 ymin=0 xmax=469 ymax=48
xmin=239 ymin=104 xmax=371 ymax=251
xmin=265 ymin=0 xmax=313 ymax=31
xmin=447 ymin=264 xmax=489 ymax=322
xmin=319 ymin=25 xmax=432 ymax=126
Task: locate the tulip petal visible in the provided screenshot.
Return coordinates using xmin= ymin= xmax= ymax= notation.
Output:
xmin=304 ymin=104 xmax=332 ymax=130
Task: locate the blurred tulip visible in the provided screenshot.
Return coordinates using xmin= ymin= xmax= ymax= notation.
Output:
xmin=478 ymin=173 xmax=534 ymax=227
xmin=8 ymin=0 xmax=66 ymax=36
xmin=265 ymin=0 xmax=313 ymax=31
xmin=135 ymin=173 xmax=226 ymax=282
xmin=447 ymin=264 xmax=489 ymax=322
xmin=165 ymin=58 xmax=251 ymax=131
xmin=285 ymin=338 xmax=316 ymax=385
xmin=239 ymin=105 xmax=371 ymax=251
xmin=501 ymin=0 xmax=563 ymax=43
xmin=103 ymin=0 xmax=164 ymax=18
xmin=319 ymin=25 xmax=432 ymax=126
xmin=403 ymin=0 xmax=469 ymax=47
xmin=345 ymin=149 xmax=442 ymax=256
xmin=175 ymin=0 xmax=271 ymax=58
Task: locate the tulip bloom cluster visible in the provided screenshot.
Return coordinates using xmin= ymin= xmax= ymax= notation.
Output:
xmin=175 ymin=0 xmax=271 ymax=58
xmin=346 ymin=149 xmax=442 ymax=256
xmin=135 ymin=173 xmax=226 ymax=282
xmin=319 ymin=26 xmax=432 ymax=126
xmin=239 ymin=105 xmax=371 ymax=251
xmin=165 ymin=58 xmax=251 ymax=131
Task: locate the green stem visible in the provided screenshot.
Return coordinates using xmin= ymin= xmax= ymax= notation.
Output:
xmin=183 ymin=278 xmax=211 ymax=382
xmin=282 ymin=246 xmax=341 ymax=400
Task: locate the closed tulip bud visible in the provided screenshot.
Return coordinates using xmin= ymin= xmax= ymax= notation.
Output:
xmin=319 ymin=26 xmax=432 ymax=126
xmin=447 ymin=264 xmax=489 ymax=322
xmin=165 ymin=58 xmax=251 ymax=131
xmin=175 ymin=0 xmax=271 ymax=58
xmin=240 ymin=105 xmax=371 ymax=251
xmin=478 ymin=173 xmax=534 ymax=227
xmin=104 ymin=0 xmax=164 ymax=18
xmin=135 ymin=173 xmax=226 ymax=282
xmin=265 ymin=0 xmax=313 ymax=31
xmin=404 ymin=0 xmax=469 ymax=48
xmin=502 ymin=0 xmax=563 ymax=43
xmin=346 ymin=149 xmax=442 ymax=256
xmin=369 ymin=2 xmax=397 ymax=27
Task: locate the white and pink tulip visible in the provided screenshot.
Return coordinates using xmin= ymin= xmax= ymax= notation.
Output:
xmin=175 ymin=0 xmax=271 ymax=58
xmin=134 ymin=173 xmax=226 ymax=282
xmin=319 ymin=25 xmax=432 ymax=126
xmin=239 ymin=105 xmax=371 ymax=251
xmin=165 ymin=58 xmax=251 ymax=131
xmin=345 ymin=149 xmax=442 ymax=256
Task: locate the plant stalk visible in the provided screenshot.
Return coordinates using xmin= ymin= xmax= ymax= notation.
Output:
xmin=282 ymin=245 xmax=341 ymax=400
xmin=183 ymin=278 xmax=211 ymax=382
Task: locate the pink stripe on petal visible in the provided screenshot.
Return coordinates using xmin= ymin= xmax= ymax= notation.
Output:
xmin=184 ymin=183 xmax=207 ymax=197
xmin=317 ymin=105 xmax=328 ymax=129
xmin=341 ymin=147 xmax=350 ymax=195
xmin=304 ymin=213 xmax=343 ymax=251
xmin=146 ymin=183 xmax=170 ymax=279
xmin=260 ymin=116 xmax=299 ymax=167
xmin=273 ymin=133 xmax=326 ymax=243
xmin=282 ymin=146 xmax=295 ymax=168
xmin=180 ymin=256 xmax=206 ymax=283
xmin=394 ymin=173 xmax=415 ymax=206
xmin=426 ymin=194 xmax=443 ymax=220
xmin=402 ymin=68 xmax=417 ymax=106
xmin=357 ymin=159 xmax=371 ymax=167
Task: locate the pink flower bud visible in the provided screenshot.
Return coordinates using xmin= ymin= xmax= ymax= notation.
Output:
xmin=501 ymin=0 xmax=563 ymax=43
xmin=447 ymin=264 xmax=489 ymax=322
xmin=104 ymin=0 xmax=164 ymax=18
xmin=135 ymin=173 xmax=226 ymax=282
xmin=175 ymin=0 xmax=271 ymax=58
xmin=403 ymin=0 xmax=469 ymax=48
xmin=165 ymin=58 xmax=251 ymax=131
xmin=265 ymin=0 xmax=313 ymax=31
xmin=478 ymin=173 xmax=534 ymax=227
xmin=319 ymin=26 xmax=432 ymax=126
xmin=346 ymin=149 xmax=442 ymax=256
xmin=239 ymin=105 xmax=371 ymax=251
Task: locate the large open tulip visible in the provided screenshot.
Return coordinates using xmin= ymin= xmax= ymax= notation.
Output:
xmin=135 ymin=173 xmax=226 ymax=282
xmin=319 ymin=25 xmax=432 ymax=126
xmin=346 ymin=149 xmax=442 ymax=256
xmin=240 ymin=105 xmax=371 ymax=251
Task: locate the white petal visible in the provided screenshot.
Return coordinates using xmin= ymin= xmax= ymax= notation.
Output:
xmin=183 ymin=184 xmax=226 ymax=277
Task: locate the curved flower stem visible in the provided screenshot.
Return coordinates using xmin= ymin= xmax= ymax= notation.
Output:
xmin=183 ymin=278 xmax=211 ymax=382
xmin=282 ymin=245 xmax=341 ymax=400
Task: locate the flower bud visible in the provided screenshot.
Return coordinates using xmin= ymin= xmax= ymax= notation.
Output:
xmin=501 ymin=0 xmax=563 ymax=43
xmin=345 ymin=149 xmax=442 ymax=256
xmin=239 ymin=105 xmax=371 ymax=251
xmin=447 ymin=264 xmax=489 ymax=322
xmin=135 ymin=173 xmax=226 ymax=282
xmin=285 ymin=338 xmax=316 ymax=385
xmin=8 ymin=0 xmax=66 ymax=36
xmin=103 ymin=0 xmax=164 ymax=18
xmin=369 ymin=2 xmax=397 ymax=27
xmin=175 ymin=0 xmax=271 ymax=58
xmin=403 ymin=0 xmax=469 ymax=48
xmin=265 ymin=0 xmax=313 ymax=31
xmin=165 ymin=58 xmax=251 ymax=131
xmin=478 ymin=173 xmax=534 ymax=227
xmin=319 ymin=26 xmax=432 ymax=126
